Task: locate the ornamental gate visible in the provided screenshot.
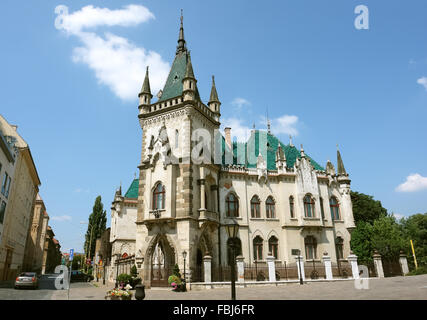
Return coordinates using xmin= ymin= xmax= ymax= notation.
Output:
xmin=150 ymin=240 xmax=174 ymax=287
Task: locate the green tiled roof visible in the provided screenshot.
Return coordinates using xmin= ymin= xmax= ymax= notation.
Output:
xmin=158 ymin=51 xmax=200 ymax=102
xmin=221 ymin=130 xmax=325 ymax=171
xmin=124 ymin=179 xmax=139 ymax=198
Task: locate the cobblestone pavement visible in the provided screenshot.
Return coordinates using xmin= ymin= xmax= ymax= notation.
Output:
xmin=46 ymin=275 xmax=427 ymax=300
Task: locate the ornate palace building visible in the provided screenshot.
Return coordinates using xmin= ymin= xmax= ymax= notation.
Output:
xmin=109 ymin=15 xmax=356 ymax=287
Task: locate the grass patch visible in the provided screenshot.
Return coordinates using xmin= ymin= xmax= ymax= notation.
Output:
xmin=406 ymin=265 xmax=427 ymax=276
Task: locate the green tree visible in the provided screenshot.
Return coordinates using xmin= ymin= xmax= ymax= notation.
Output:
xmin=371 ymin=215 xmax=405 ymax=261
xmin=84 ymin=196 xmax=107 ymax=260
xmin=351 ymin=191 xmax=387 ymax=224
xmin=350 ymin=221 xmax=374 ymax=264
xmin=71 ymin=254 xmax=84 ymax=270
xmin=400 ymin=213 xmax=427 ymax=268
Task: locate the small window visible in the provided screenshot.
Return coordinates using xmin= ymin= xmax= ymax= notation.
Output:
xmin=305 ymin=236 xmax=317 ymax=260
xmin=266 ymin=197 xmax=276 ymax=218
xmin=0 ymin=201 xmax=6 ymax=224
xmin=175 ymin=130 xmax=179 ymax=149
xmin=330 ymin=197 xmax=340 ymax=220
xmin=304 ymin=195 xmax=315 ymax=217
xmin=289 ymin=196 xmax=295 ymax=218
xmin=1 ymin=172 xmax=8 ymax=196
xmin=253 ymin=236 xmax=263 ymax=261
xmin=320 ymin=197 xmax=325 ymax=219
xmin=152 ymin=183 xmax=165 ymax=210
xmin=250 ymin=196 xmax=260 ymax=218
xmin=268 ymin=236 xmax=279 ymax=259
xmin=226 ymin=193 xmax=239 ymax=217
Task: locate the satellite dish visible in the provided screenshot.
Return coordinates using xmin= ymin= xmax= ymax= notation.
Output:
xmin=157 ymin=90 xmax=163 ymax=99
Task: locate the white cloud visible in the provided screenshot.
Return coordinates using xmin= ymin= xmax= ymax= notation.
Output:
xmin=60 ymin=5 xmax=154 ymax=34
xmin=396 ymin=173 xmax=427 ymax=192
xmin=51 ymin=215 xmax=72 ymax=222
xmin=231 ymin=98 xmax=251 ymax=109
xmin=417 ymin=77 xmax=427 ymax=91
xmin=271 ymin=115 xmax=299 ymax=136
xmin=221 ymin=118 xmax=252 ymax=143
xmin=56 ymin=5 xmax=170 ymax=101
xmin=392 ymin=213 xmax=405 ymax=220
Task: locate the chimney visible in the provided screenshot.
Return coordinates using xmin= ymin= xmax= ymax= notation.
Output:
xmin=224 ymin=127 xmax=232 ymax=149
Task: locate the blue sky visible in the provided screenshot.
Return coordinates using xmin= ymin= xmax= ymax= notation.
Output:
xmin=1 ymin=0 xmax=427 ymax=252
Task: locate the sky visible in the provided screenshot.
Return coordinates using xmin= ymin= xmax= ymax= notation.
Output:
xmin=1 ymin=0 xmax=427 ymax=253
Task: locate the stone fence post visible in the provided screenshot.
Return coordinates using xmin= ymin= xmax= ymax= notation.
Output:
xmin=399 ymin=251 xmax=409 ymax=275
xmin=203 ymin=255 xmax=212 ymax=283
xmin=266 ymin=255 xmax=276 ymax=282
xmin=347 ymin=252 xmax=359 ymax=279
xmin=373 ymin=251 xmax=384 ymax=278
xmin=236 ymin=256 xmax=245 ymax=283
xmin=295 ymin=255 xmax=305 ymax=281
xmin=322 ymin=252 xmax=333 ymax=280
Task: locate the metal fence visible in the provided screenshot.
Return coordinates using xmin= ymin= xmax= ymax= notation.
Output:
xmin=244 ymin=262 xmax=269 ymax=281
xmin=275 ymin=262 xmax=299 ymax=280
xmin=331 ymin=260 xmax=351 ymax=278
xmin=304 ymin=260 xmax=326 ymax=280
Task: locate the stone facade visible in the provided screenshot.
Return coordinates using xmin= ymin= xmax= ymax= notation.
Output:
xmin=41 ymin=226 xmax=61 ymax=274
xmin=109 ymin=16 xmax=356 ymax=287
xmin=0 ymin=115 xmax=40 ymax=280
xmin=22 ymin=194 xmax=49 ymax=273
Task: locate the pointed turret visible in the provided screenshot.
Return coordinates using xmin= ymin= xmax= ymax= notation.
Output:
xmin=300 ymin=144 xmax=305 ymax=158
xmin=138 ymin=66 xmax=153 ymax=107
xmin=208 ymin=75 xmax=221 ymax=116
xmin=182 ymin=52 xmax=197 ymax=101
xmin=176 ymin=10 xmax=187 ymax=55
xmin=336 ymin=145 xmax=347 ymax=176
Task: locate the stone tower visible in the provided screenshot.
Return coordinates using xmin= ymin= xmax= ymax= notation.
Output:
xmin=135 ymin=13 xmax=222 ymax=287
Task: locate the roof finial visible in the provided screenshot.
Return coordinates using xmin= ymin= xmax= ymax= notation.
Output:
xmin=289 ymin=135 xmax=294 ymax=147
xmin=209 ymin=75 xmax=219 ymax=103
xmin=337 ymin=144 xmax=347 ymax=175
xmin=176 ymin=9 xmax=186 ymax=55
xmin=300 ymin=144 xmax=305 ymax=157
xmin=266 ymin=107 xmax=271 ymax=134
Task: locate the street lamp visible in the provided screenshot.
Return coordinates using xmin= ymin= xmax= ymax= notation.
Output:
xmin=182 ymin=250 xmax=187 ymax=292
xmin=225 ymin=220 xmax=239 ymax=301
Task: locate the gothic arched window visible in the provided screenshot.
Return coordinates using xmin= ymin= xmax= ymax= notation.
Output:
xmin=289 ymin=196 xmax=295 ymax=218
xmin=304 ymin=194 xmax=315 ymax=217
xmin=268 ymin=236 xmax=279 ymax=259
xmin=330 ymin=197 xmax=340 ymax=220
xmin=250 ymin=195 xmax=260 ymax=218
xmin=226 ymin=193 xmax=239 ymax=217
xmin=266 ymin=196 xmax=276 ymax=218
xmin=305 ymin=236 xmax=317 ymax=260
xmin=253 ymin=236 xmax=264 ymax=261
xmin=152 ymin=183 xmax=165 ymax=210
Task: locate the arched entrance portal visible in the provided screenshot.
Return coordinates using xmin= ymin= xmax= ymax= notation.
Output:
xmin=150 ymin=236 xmax=175 ymax=287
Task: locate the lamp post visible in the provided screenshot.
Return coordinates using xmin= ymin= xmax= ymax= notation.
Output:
xmin=182 ymin=250 xmax=187 ymax=291
xmin=225 ymin=220 xmax=239 ymax=301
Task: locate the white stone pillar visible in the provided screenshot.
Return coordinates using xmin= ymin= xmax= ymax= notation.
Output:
xmin=399 ymin=251 xmax=409 ymax=275
xmin=200 ymin=179 xmax=206 ymax=210
xmin=347 ymin=252 xmax=359 ymax=279
xmin=236 ymin=255 xmax=245 ymax=283
xmin=373 ymin=251 xmax=384 ymax=278
xmin=203 ymin=255 xmax=212 ymax=283
xmin=266 ymin=255 xmax=276 ymax=282
xmin=322 ymin=252 xmax=333 ymax=280
xmin=295 ymin=255 xmax=305 ymax=281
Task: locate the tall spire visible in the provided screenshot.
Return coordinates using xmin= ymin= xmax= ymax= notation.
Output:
xmin=140 ymin=66 xmax=152 ymax=96
xmin=209 ymin=75 xmax=219 ymax=103
xmin=337 ymin=144 xmax=347 ymax=175
xmin=176 ymin=9 xmax=187 ymax=55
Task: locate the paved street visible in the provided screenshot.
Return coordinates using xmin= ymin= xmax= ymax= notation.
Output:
xmin=1 ymin=274 xmax=426 ymax=300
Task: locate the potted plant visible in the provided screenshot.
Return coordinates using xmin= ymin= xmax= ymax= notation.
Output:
xmin=106 ymin=288 xmax=133 ymax=300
